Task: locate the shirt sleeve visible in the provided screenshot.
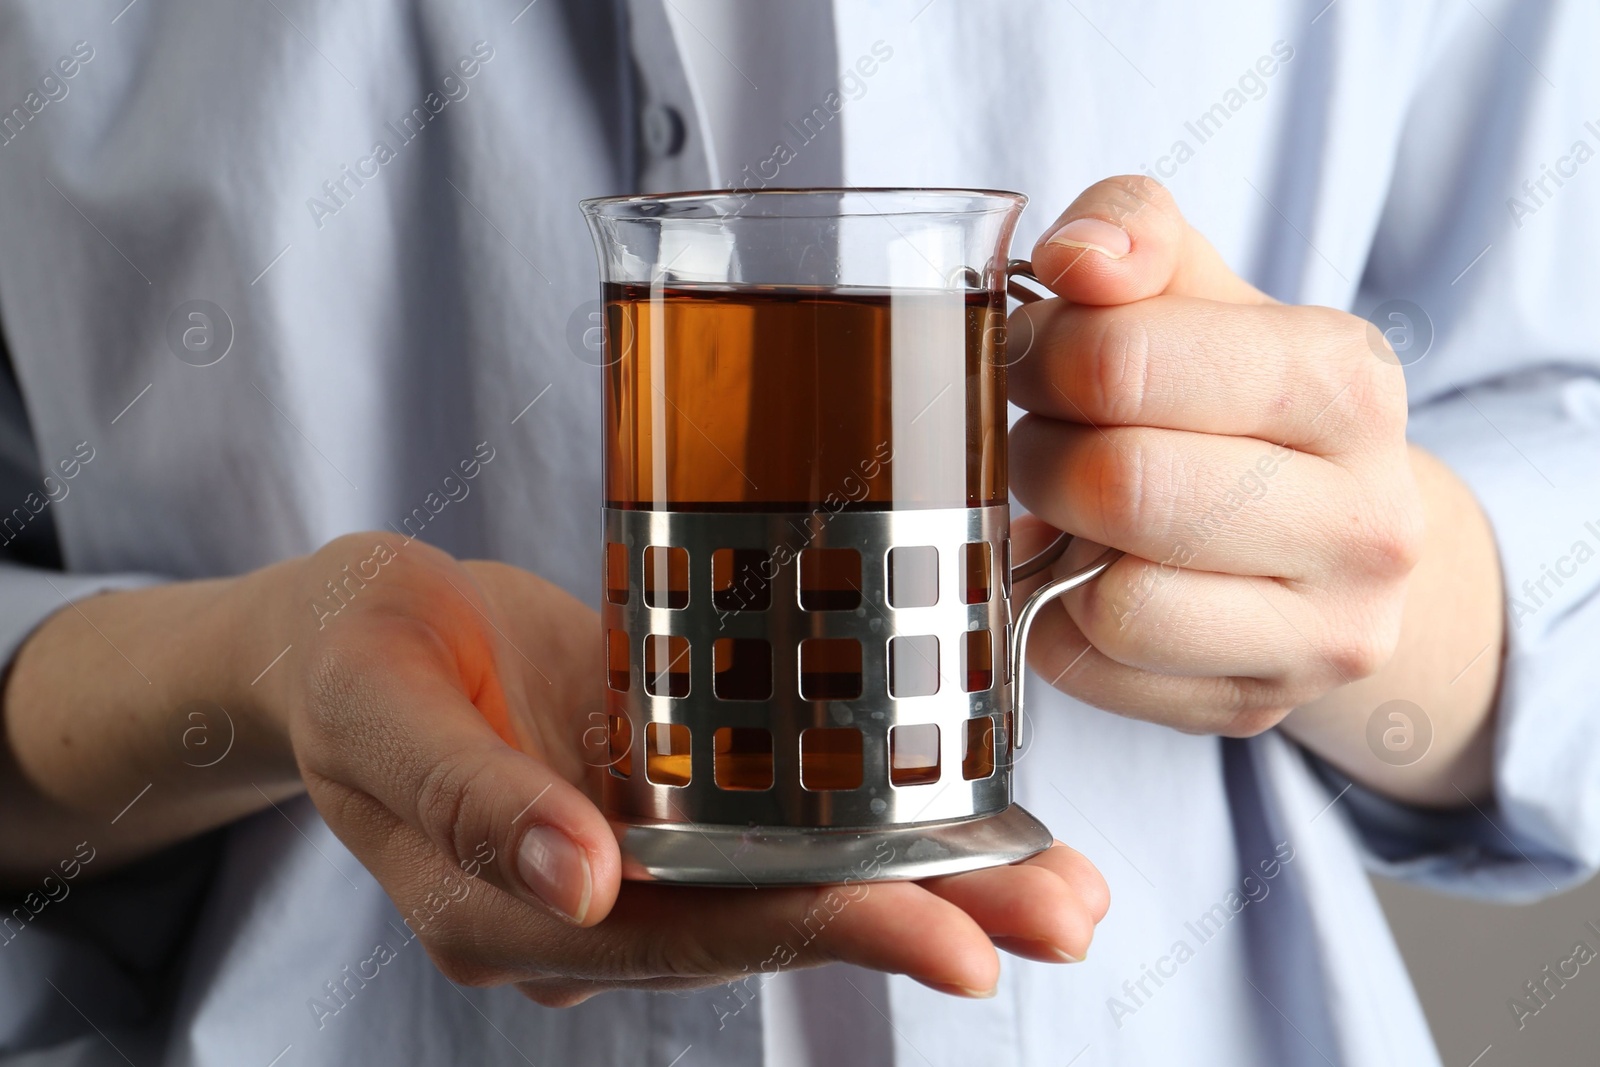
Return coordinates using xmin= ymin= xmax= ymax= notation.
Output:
xmin=0 ymin=355 xmax=160 ymax=674
xmin=1321 ymin=0 xmax=1600 ymax=901
xmin=0 ymin=563 xmax=160 ymax=659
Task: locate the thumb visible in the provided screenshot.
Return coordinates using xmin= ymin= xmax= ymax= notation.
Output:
xmin=1028 ymin=175 xmax=1271 ymax=306
xmin=299 ymin=646 xmax=623 ymax=928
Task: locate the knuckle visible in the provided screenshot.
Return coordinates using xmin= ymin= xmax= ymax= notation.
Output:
xmin=1010 ymin=862 xmax=1070 ymax=904
xmin=1228 ymin=708 xmax=1293 ymax=738
xmin=1372 ymin=499 xmax=1426 ymax=576
xmin=1220 ymin=673 xmax=1287 ymax=715
xmin=1085 ymin=310 xmax=1153 ymax=425
xmin=1323 ymin=628 xmax=1394 ymax=682
xmin=1344 ymin=488 xmax=1425 ymax=578
xmin=1285 ymin=307 xmax=1406 ymax=444
xmin=634 ymin=927 xmax=721 ymax=981
xmin=313 ymin=530 xmax=414 ymax=588
xmin=1301 ymin=307 xmax=1359 ymax=379
xmin=315 ymin=530 xmax=375 ymax=564
xmin=1338 ymin=360 xmax=1381 ymax=424
xmin=414 ymin=754 xmax=486 ymax=868
xmin=1303 ymin=302 xmax=1358 ymax=340
xmin=1218 ymin=692 xmax=1291 ymax=738
xmin=378 ymin=532 xmax=456 ymax=584
xmin=1341 ymin=347 xmax=1409 ymax=438
xmin=304 ymin=530 xmax=462 ymax=621
xmin=1369 ymin=376 xmax=1411 ymax=438
xmin=1055 ymin=899 xmax=1098 ymax=959
xmin=1089 ymin=436 xmax=1151 ymax=548
xmin=1072 ymin=558 xmax=1153 ymax=658
xmin=1098 ymin=174 xmax=1172 ymax=225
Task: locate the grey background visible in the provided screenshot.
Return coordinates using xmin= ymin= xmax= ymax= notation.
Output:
xmin=1376 ymin=873 xmax=1600 ymax=1065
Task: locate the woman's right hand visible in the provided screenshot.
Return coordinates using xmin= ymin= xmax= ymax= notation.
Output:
xmin=269 ymin=534 xmax=1108 ymax=1004
xmin=5 ymin=531 xmax=1109 ymax=1005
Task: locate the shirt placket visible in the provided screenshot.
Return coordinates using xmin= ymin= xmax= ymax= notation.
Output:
xmin=625 ymin=0 xmax=712 ymax=193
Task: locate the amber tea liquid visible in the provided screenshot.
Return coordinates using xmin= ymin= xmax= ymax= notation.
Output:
xmin=602 ymin=283 xmax=1008 ymax=512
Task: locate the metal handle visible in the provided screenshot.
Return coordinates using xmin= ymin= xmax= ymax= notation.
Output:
xmin=1005 ymin=257 xmax=1053 ymax=306
xmin=1001 ymin=258 xmax=1121 ymax=746
xmin=1009 ymin=545 xmax=1121 ymax=747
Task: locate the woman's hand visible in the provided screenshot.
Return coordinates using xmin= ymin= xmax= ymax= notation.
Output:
xmin=1008 ymin=176 xmax=1503 ymax=805
xmin=3 ymin=531 xmax=1110 ymax=1004
xmin=272 ymin=535 xmax=1106 ymax=1004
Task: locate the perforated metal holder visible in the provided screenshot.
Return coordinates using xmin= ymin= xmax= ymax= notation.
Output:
xmin=599 ymin=504 xmax=1114 ymax=886
xmin=579 ymin=182 xmax=1119 ymax=886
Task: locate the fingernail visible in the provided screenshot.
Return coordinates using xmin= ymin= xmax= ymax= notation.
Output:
xmin=1044 ymin=217 xmax=1131 ymax=260
xmin=997 ymin=936 xmax=1084 ymax=963
xmin=517 ymin=826 xmax=592 ymax=924
xmin=926 ymin=981 xmax=998 ymax=999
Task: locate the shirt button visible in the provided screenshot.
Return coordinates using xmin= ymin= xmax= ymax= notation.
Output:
xmin=642 ymin=103 xmax=686 ymax=159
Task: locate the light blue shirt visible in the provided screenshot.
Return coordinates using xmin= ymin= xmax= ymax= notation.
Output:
xmin=1 ymin=1 xmax=1597 ymax=1065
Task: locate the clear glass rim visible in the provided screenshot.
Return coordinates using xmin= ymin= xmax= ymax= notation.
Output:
xmin=580 ymin=186 xmax=1027 ymax=220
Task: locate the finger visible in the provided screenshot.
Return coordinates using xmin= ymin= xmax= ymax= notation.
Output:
xmin=1011 ymin=417 xmax=1349 ymax=578
xmin=1054 ymin=553 xmax=1333 ymax=681
xmin=1037 ymin=841 xmax=1112 ymax=924
xmin=1022 ymin=591 xmax=1300 ymax=737
xmin=1008 ymin=297 xmax=1403 ymax=456
xmin=404 ymin=842 xmax=1001 ymax=997
xmin=347 ymin=780 xmax=1006 ymax=996
xmin=1010 ymin=513 xmax=1076 ymax=604
xmin=311 ymin=784 xmax=998 ymax=996
xmin=513 ymin=974 xmax=742 ymax=1009
xmin=460 ymin=559 xmax=605 ymax=782
xmin=303 ymin=778 xmax=572 ymax=989
xmin=1027 ymin=175 xmax=1273 ymax=306
xmin=609 ymin=880 xmax=1002 ymax=997
xmin=297 ymin=623 xmax=622 ymax=927
xmin=920 ymin=844 xmax=1103 ymax=963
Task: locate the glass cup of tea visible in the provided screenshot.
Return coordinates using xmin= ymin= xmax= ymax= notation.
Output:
xmin=580 ymin=188 xmax=1116 ymax=886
